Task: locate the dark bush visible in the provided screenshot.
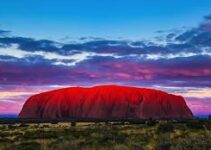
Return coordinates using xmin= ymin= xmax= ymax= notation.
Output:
xmin=157 ymin=122 xmax=174 ymax=133
xmin=132 ymin=145 xmax=144 ymax=150
xmin=186 ymin=120 xmax=204 ymax=129
xmin=71 ymin=121 xmax=76 ymax=127
xmin=0 ymin=132 xmax=10 ymax=138
xmin=158 ymin=143 xmax=171 ymax=150
xmin=10 ymin=142 xmax=41 ymax=150
xmin=146 ymin=120 xmax=157 ymax=126
xmin=19 ymin=123 xmax=29 ymax=127
xmin=0 ymin=138 xmax=13 ymax=143
xmin=204 ymin=120 xmax=211 ymax=130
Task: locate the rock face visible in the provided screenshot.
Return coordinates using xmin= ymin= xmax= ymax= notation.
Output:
xmin=19 ymin=85 xmax=193 ymax=119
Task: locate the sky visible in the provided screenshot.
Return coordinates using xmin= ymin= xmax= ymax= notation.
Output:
xmin=0 ymin=0 xmax=211 ymax=116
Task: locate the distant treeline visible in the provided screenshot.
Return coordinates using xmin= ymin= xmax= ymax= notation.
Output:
xmin=0 ymin=117 xmax=210 ymax=124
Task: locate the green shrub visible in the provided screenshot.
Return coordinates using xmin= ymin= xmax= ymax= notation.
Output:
xmin=99 ymin=131 xmax=126 ymax=144
xmin=7 ymin=124 xmax=20 ymax=130
xmin=157 ymin=133 xmax=172 ymax=150
xmin=0 ymin=125 xmax=6 ymax=130
xmin=22 ymin=130 xmax=59 ymax=139
xmin=172 ymin=135 xmax=211 ymax=150
xmin=131 ymin=145 xmax=144 ymax=150
xmin=175 ymin=124 xmax=187 ymax=131
xmin=10 ymin=142 xmax=41 ymax=150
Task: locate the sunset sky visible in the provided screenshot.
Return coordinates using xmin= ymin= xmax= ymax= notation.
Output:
xmin=0 ymin=0 xmax=211 ymax=117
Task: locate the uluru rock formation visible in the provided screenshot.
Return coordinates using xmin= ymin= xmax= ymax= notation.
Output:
xmin=19 ymin=85 xmax=193 ymax=119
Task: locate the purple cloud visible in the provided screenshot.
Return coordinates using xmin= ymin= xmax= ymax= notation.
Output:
xmin=1 ymin=14 xmax=211 ymax=115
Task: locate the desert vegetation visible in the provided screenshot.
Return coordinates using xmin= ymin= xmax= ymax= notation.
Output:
xmin=0 ymin=120 xmax=210 ymax=150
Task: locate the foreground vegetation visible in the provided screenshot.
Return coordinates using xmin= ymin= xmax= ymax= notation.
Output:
xmin=0 ymin=119 xmax=211 ymax=150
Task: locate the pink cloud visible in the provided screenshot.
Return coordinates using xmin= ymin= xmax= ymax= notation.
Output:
xmin=185 ymin=97 xmax=211 ymax=116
